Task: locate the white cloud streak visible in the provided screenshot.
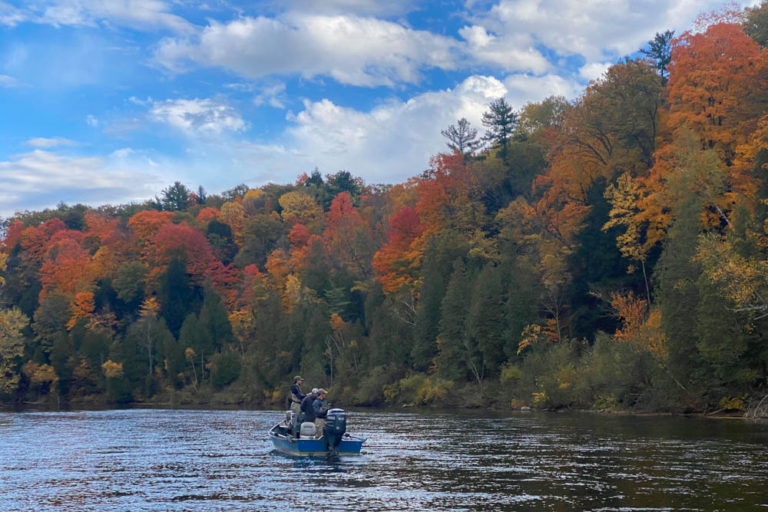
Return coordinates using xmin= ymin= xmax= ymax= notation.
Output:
xmin=278 ymin=0 xmax=417 ymax=16
xmin=253 ymin=82 xmax=288 ymax=109
xmin=0 ymin=74 xmax=18 ymax=87
xmin=149 ymin=98 xmax=246 ymax=135
xmin=0 ymin=149 xmax=162 ymax=217
xmin=2 ymin=0 xmax=193 ymax=33
xmin=0 ymin=1 xmax=24 ymax=26
xmin=155 ymin=13 xmax=462 ymax=86
xmin=24 ymin=137 xmax=78 ymax=148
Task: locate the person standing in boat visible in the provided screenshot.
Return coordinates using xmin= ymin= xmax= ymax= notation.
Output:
xmin=313 ymin=388 xmax=329 ymax=437
xmin=289 ymin=376 xmax=305 ymax=416
xmin=297 ymin=388 xmax=318 ymax=430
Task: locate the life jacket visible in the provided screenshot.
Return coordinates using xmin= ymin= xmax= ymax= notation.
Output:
xmin=289 ymin=384 xmax=304 ymax=404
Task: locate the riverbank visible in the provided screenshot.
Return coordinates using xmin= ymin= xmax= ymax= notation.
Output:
xmin=4 ymin=392 xmax=767 ymax=421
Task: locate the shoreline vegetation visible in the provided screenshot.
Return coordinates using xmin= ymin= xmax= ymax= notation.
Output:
xmin=4 ymin=394 xmax=766 ymax=423
xmin=4 ymin=380 xmax=768 ymax=421
xmin=3 ymin=6 xmax=768 ymax=420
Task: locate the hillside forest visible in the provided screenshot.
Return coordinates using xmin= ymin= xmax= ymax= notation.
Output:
xmin=2 ymin=6 xmax=768 ymax=415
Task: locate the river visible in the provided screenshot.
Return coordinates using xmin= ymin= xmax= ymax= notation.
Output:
xmin=0 ymin=409 xmax=766 ymax=511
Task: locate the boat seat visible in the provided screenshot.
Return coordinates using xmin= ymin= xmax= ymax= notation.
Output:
xmin=299 ymin=422 xmax=316 ymax=439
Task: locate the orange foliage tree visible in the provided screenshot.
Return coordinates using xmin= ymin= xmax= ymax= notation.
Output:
xmin=643 ymin=22 xmax=768 ymax=236
xmin=372 ymin=206 xmax=425 ymax=294
xmin=39 ymin=231 xmax=93 ymax=299
xmin=323 ymin=192 xmax=369 ymax=276
xmin=153 ymin=222 xmax=216 ymax=282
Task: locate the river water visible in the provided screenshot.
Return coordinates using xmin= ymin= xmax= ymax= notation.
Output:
xmin=0 ymin=409 xmax=766 ymax=511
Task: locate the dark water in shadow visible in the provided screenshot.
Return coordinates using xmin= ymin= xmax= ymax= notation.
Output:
xmin=0 ymin=409 xmax=766 ymax=511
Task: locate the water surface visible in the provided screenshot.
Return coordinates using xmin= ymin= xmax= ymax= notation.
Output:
xmin=0 ymin=409 xmax=766 ymax=511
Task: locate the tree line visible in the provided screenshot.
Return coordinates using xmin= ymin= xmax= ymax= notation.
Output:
xmin=1 ymin=4 xmax=768 ymax=414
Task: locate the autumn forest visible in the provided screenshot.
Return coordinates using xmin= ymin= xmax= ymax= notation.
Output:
xmin=2 ymin=7 xmax=768 ymax=415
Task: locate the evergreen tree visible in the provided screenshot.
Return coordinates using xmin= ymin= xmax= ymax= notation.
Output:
xmin=482 ymin=98 xmax=518 ymax=157
xmin=160 ymin=325 xmax=186 ymax=389
xmin=411 ymin=232 xmax=468 ymax=370
xmin=206 ymin=220 xmax=237 ymax=264
xmin=178 ymin=312 xmax=206 ymax=385
xmin=466 ymin=263 xmax=505 ymax=380
xmin=655 ymin=196 xmax=702 ymax=390
xmin=159 ymin=181 xmax=191 ymax=211
xmin=436 ymin=259 xmax=473 ymax=381
xmin=199 ymin=287 xmax=233 ymax=351
xmin=641 ymin=30 xmax=674 ymax=83
xmin=502 ymin=258 xmax=541 ymax=360
xmin=695 ymin=274 xmax=749 ymax=388
xmin=159 ymin=258 xmax=198 ymax=338
xmin=31 ymin=292 xmax=70 ymax=360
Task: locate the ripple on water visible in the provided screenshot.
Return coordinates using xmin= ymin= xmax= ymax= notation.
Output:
xmin=0 ymin=409 xmax=767 ymax=511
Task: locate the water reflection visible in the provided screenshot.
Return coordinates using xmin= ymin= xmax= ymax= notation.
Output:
xmin=0 ymin=409 xmax=766 ymax=511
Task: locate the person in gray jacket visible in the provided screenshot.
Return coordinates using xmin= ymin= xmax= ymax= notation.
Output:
xmin=312 ymin=389 xmax=329 ymax=437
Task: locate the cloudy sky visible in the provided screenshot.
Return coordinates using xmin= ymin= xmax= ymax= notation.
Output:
xmin=0 ymin=0 xmax=758 ymax=216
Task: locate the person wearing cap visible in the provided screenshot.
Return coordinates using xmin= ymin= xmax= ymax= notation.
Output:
xmin=312 ymin=388 xmax=329 ymax=437
xmin=289 ymin=376 xmax=305 ymax=416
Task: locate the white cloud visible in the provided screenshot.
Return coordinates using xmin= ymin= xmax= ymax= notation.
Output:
xmin=158 ymin=73 xmax=582 ymax=189
xmin=149 ymin=98 xmax=246 ymax=135
xmin=0 ymin=73 xmax=584 ymax=214
xmin=279 ymin=0 xmax=418 ymax=16
xmin=155 ymin=14 xmax=460 ymax=86
xmin=469 ymin=0 xmax=760 ymax=68
xmin=36 ymin=0 xmax=194 ymax=33
xmin=0 ymin=74 xmax=17 ymax=87
xmin=503 ymin=74 xmax=582 ymax=105
xmin=24 ymin=137 xmax=78 ymax=148
xmin=281 ymin=73 xmax=581 ymax=184
xmin=459 ymin=25 xmax=550 ymax=74
xmin=0 ymin=1 xmax=24 ymax=26
xmin=150 ymin=1 xmax=764 ymax=88
xmin=253 ymin=82 xmax=287 ymax=109
xmin=0 ymin=150 xmax=161 ymax=217
xmin=579 ymin=61 xmax=612 ymax=82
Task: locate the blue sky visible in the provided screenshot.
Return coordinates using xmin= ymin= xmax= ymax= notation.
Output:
xmin=0 ymin=0 xmax=758 ymax=217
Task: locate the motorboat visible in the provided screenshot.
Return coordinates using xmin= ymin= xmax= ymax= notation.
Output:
xmin=269 ymin=408 xmax=366 ymax=457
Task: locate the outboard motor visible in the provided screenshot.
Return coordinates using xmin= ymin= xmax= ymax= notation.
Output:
xmin=323 ymin=408 xmax=347 ymax=451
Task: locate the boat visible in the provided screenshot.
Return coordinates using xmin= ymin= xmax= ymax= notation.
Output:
xmin=269 ymin=408 xmax=366 ymax=457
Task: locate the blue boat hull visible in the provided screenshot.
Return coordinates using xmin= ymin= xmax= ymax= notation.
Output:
xmin=269 ymin=424 xmax=365 ymax=456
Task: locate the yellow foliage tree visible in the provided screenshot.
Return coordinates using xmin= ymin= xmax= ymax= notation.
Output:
xmin=0 ymin=252 xmax=7 ymax=287
xmin=101 ymin=360 xmax=124 ymax=379
xmin=220 ymin=201 xmax=246 ymax=246
xmin=279 ymin=191 xmax=323 ymax=230
xmin=22 ymin=361 xmax=59 ymax=397
xmin=604 ymin=173 xmax=651 ymax=302
xmin=610 ymin=291 xmax=648 ymax=342
xmin=695 ymin=233 xmax=768 ymax=321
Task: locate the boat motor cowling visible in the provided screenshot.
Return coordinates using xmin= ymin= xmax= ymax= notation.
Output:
xmin=323 ymin=408 xmax=347 ymax=450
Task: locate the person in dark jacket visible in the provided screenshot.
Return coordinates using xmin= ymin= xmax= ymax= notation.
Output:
xmin=289 ymin=376 xmax=305 ymax=415
xmin=299 ymin=388 xmax=318 ymax=423
xmin=312 ymin=389 xmax=329 ymax=437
